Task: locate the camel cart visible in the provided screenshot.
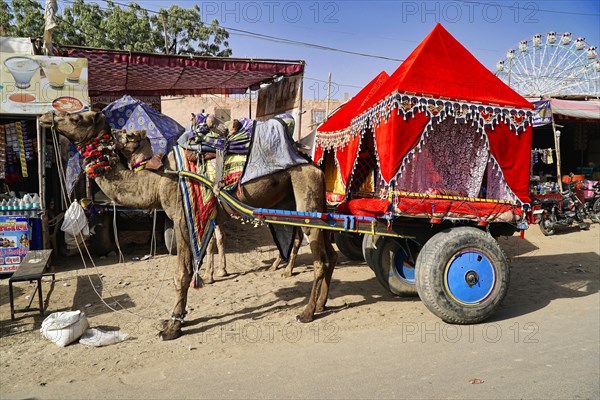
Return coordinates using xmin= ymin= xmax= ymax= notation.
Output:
xmin=306 ymin=24 xmax=535 ymax=325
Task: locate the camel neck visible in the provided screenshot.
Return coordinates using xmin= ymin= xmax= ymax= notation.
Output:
xmin=76 ymin=130 xmax=119 ymax=178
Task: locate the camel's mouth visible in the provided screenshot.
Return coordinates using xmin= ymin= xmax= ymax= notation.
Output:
xmin=38 ymin=111 xmax=60 ymax=127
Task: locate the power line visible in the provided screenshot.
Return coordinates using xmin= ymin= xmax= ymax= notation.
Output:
xmin=83 ymin=0 xmax=404 ymax=62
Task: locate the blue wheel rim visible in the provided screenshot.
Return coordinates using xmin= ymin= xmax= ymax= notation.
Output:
xmin=444 ymin=249 xmax=496 ymax=305
xmin=392 ymin=244 xmax=416 ymax=284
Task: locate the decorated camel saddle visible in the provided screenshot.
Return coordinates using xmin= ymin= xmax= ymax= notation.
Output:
xmin=111 ymin=106 xmax=307 ymax=287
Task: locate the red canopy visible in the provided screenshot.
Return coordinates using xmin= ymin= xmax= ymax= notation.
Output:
xmin=318 ymin=24 xmax=535 ymax=204
xmin=63 ymin=47 xmax=305 ymax=97
xmin=318 ymin=71 xmax=389 ymax=134
xmin=314 ymin=71 xmax=389 ymax=184
xmin=358 ymin=23 xmax=533 ymax=114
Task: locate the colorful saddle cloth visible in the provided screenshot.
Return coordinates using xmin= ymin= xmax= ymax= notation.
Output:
xmin=174 ymin=146 xmax=246 ymax=287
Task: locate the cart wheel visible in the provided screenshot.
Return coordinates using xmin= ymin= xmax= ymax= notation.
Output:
xmin=538 ymin=213 xmax=556 ymax=236
xmin=373 ymin=237 xmax=419 ymax=297
xmin=334 ymin=232 xmax=364 ymax=261
xmin=362 ymin=234 xmax=382 ymax=271
xmin=164 ymin=218 xmax=177 ymax=255
xmin=415 ymin=227 xmax=509 ymax=324
xmin=592 ymin=198 xmax=600 ymax=222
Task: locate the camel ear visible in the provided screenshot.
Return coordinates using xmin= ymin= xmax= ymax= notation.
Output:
xmin=139 ymin=130 xmax=147 ymax=139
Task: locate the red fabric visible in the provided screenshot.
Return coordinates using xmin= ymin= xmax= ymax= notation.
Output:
xmin=318 ymin=71 xmax=389 ymax=133
xmin=485 ymin=123 xmax=532 ymax=203
xmin=394 ymin=197 xmax=521 ymax=222
xmin=336 ymin=199 xmax=391 ymax=218
xmin=312 ymin=144 xmax=324 ymax=165
xmin=357 ymin=24 xmax=533 ymax=114
xmin=64 ymin=48 xmax=304 ymax=97
xmin=335 ymin=133 xmax=362 ymax=187
xmin=374 ymin=110 xmax=430 ymax=183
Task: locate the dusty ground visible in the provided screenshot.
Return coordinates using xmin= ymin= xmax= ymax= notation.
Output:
xmin=0 ymin=221 xmax=598 ymax=400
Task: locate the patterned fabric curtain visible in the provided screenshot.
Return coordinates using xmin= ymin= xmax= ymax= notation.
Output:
xmin=394 ymin=118 xmax=488 ymax=197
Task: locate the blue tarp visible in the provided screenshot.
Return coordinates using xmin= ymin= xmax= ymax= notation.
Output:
xmin=102 ymin=95 xmax=184 ymax=155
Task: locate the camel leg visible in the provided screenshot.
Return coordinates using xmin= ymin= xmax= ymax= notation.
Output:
xmin=282 ymin=229 xmax=303 ymax=278
xmin=316 ymin=234 xmax=337 ymax=312
xmin=296 ymin=227 xmax=329 ymax=323
xmin=203 ymin=235 xmax=216 ymax=284
xmin=160 ymin=215 xmax=193 ymax=340
xmin=213 ymin=226 xmax=228 ymax=277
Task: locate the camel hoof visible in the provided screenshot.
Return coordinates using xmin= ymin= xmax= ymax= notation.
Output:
xmin=315 ymin=305 xmax=327 ymax=313
xmin=268 ymin=265 xmax=278 ymax=272
xmin=296 ymin=313 xmax=314 ymax=323
xmin=215 ymin=269 xmax=228 ymax=278
xmin=159 ymin=328 xmax=183 ymax=341
xmin=281 ymin=271 xmax=292 ymax=278
xmin=203 ymin=276 xmax=215 ymax=284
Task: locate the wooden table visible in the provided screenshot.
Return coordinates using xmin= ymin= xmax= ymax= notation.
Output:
xmin=8 ymin=249 xmax=54 ymax=320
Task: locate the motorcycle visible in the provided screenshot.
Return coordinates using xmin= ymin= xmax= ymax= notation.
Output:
xmin=533 ymin=180 xmax=591 ymax=236
xmin=582 ymin=181 xmax=600 ymax=223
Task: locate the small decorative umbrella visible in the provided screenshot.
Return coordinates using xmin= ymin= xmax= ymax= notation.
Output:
xmin=102 ymin=95 xmax=184 ymax=155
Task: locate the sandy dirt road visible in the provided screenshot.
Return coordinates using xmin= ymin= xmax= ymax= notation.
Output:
xmin=1 ymin=222 xmax=598 ymax=399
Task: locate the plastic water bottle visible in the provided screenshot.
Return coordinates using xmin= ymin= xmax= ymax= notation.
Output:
xmin=0 ymin=199 xmax=6 ymax=215
xmin=32 ymin=193 xmax=41 ymax=211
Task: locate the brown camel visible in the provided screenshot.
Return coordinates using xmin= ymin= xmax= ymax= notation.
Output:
xmin=39 ymin=111 xmax=337 ymax=340
xmin=111 ymin=127 xmax=304 ymax=283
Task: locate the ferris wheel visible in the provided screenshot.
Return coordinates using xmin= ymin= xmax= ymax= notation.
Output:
xmin=495 ymin=32 xmax=599 ymax=98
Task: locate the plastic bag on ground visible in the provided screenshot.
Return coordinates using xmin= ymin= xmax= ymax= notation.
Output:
xmin=40 ymin=311 xmax=89 ymax=347
xmin=79 ymin=328 xmax=129 ymax=347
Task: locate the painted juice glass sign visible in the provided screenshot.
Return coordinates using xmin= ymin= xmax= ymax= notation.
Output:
xmin=1 ymin=54 xmax=90 ymax=115
xmin=0 ymin=216 xmax=30 ymax=273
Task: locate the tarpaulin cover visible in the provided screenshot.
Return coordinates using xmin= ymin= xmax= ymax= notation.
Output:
xmin=102 ymin=95 xmax=184 ymax=155
xmin=63 ymin=48 xmax=304 ymax=97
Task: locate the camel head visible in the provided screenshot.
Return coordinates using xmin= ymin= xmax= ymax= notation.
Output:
xmin=39 ymin=110 xmax=107 ymax=144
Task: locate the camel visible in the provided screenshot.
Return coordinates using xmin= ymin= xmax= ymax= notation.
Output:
xmin=39 ymin=110 xmax=337 ymax=340
xmin=112 ymin=124 xmax=305 ymax=283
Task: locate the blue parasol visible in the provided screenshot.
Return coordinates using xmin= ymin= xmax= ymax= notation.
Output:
xmin=102 ymin=95 xmax=184 ymax=155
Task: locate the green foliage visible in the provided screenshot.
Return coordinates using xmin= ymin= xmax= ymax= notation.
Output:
xmin=9 ymin=0 xmax=43 ymax=37
xmin=3 ymin=0 xmax=231 ymax=56
xmin=0 ymin=0 xmax=12 ymax=36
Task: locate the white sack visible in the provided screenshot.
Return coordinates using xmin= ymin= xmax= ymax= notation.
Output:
xmin=40 ymin=310 xmax=89 ymax=347
xmin=79 ymin=328 xmax=129 ymax=347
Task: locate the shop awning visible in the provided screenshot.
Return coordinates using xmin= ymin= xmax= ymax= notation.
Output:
xmin=549 ymin=98 xmax=600 ymax=121
xmin=61 ymin=46 xmax=305 ymax=97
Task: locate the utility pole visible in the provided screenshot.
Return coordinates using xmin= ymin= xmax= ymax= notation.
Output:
xmin=326 ymin=72 xmax=332 ymax=117
xmin=161 ymin=12 xmax=169 ymax=54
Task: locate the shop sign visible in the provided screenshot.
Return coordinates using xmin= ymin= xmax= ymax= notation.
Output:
xmin=0 ymin=216 xmax=30 ymax=273
xmin=1 ymin=54 xmax=90 ymax=115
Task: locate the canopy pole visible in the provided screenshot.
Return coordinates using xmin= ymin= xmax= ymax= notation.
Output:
xmin=326 ymin=72 xmax=332 ymax=117
xmin=551 ymin=110 xmax=563 ymax=192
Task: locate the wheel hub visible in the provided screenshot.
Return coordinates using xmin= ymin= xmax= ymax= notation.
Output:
xmin=465 ymin=270 xmax=479 ymax=287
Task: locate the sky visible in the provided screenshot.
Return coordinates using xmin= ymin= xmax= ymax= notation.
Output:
xmin=66 ymin=0 xmax=600 ymax=100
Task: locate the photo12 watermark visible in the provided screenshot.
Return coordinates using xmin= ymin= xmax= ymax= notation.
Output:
xmin=198 ymin=321 xmax=341 ymax=344
xmin=200 ymin=1 xmax=340 ymax=24
xmin=400 ymin=2 xmax=540 ymax=24
xmin=400 ymin=321 xmax=540 ymax=344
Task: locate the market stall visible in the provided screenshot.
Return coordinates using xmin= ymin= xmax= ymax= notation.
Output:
xmin=0 ymin=44 xmax=90 ymax=273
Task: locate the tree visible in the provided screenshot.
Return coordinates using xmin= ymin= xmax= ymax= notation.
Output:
xmin=9 ymin=0 xmax=43 ymax=38
xmin=3 ymin=0 xmax=231 ymax=56
xmin=0 ymin=0 xmax=12 ymax=36
xmin=149 ymin=5 xmax=231 ymax=57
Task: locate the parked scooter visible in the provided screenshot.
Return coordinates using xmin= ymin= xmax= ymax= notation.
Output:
xmin=533 ymin=179 xmax=591 ymax=236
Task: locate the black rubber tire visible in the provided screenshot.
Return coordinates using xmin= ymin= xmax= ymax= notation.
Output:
xmin=415 ymin=226 xmax=509 ymax=324
xmin=539 ymin=213 xmax=556 ymax=236
xmin=373 ymin=237 xmax=420 ymax=297
xmin=592 ymin=198 xmax=600 ymax=222
xmin=164 ymin=218 xmax=177 ymax=255
xmin=334 ymin=231 xmax=364 ymax=261
xmin=362 ymin=234 xmax=382 ymax=271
